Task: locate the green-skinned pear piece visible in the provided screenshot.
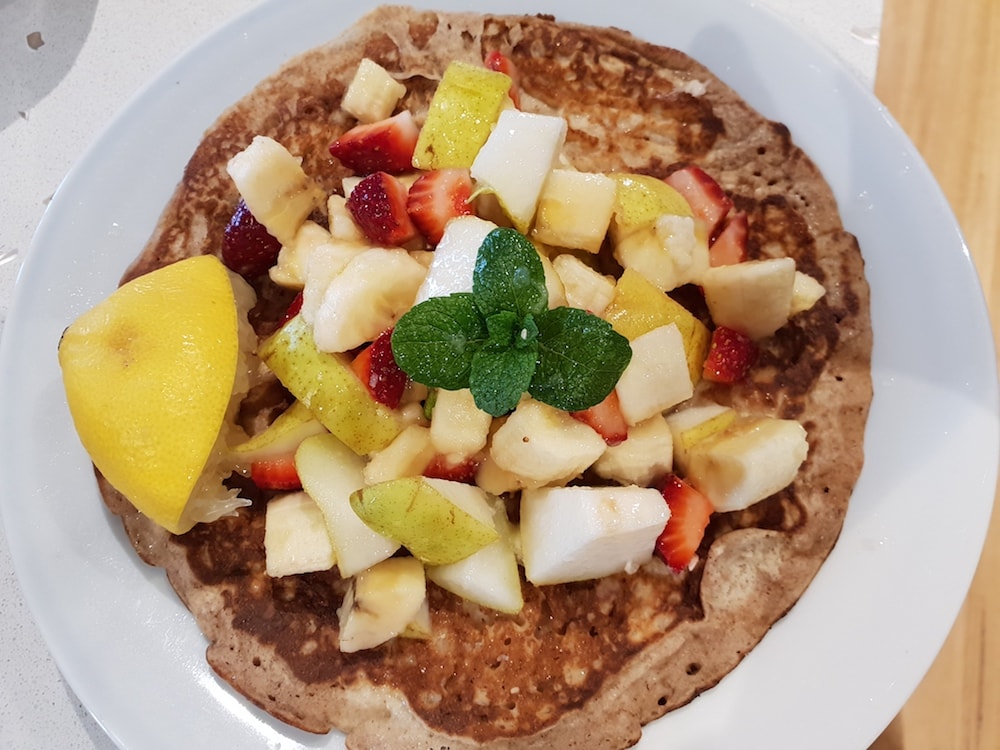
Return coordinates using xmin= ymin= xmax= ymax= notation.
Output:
xmin=411 ymin=61 xmax=512 ymax=170
xmin=231 ymin=400 xmax=327 ymax=463
xmin=258 ymin=315 xmax=400 ymax=455
xmin=350 ymin=477 xmax=499 ymax=565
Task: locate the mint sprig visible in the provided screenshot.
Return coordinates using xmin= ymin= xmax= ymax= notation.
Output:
xmin=392 ymin=228 xmax=632 ymax=417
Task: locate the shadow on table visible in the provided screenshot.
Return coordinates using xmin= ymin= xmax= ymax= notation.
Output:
xmin=0 ymin=0 xmax=98 ymax=130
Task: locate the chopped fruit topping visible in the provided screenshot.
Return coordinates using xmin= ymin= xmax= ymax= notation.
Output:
xmin=406 ymin=168 xmax=474 ymax=246
xmin=281 ymin=290 xmax=304 ymax=325
xmin=221 ymin=199 xmax=282 ymax=278
xmin=702 ymin=325 xmax=758 ymax=383
xmin=654 ymin=473 xmax=714 ymax=571
xmin=251 ymin=454 xmax=303 ymax=491
xmin=345 ymin=171 xmax=419 ymax=246
xmin=422 ymin=453 xmax=482 ymax=484
xmin=484 ymin=50 xmax=522 ymax=108
xmin=571 ymin=389 xmax=629 ymax=446
xmin=328 ymin=110 xmax=420 ymax=175
xmin=709 ymin=211 xmax=748 ymax=266
xmin=351 ymin=327 xmax=410 ymax=409
xmin=665 ymin=165 xmax=734 ymax=242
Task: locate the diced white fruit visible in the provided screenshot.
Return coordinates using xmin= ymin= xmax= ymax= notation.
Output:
xmin=363 ymin=424 xmax=435 ymax=485
xmin=413 ymin=216 xmax=497 ymax=304
xmin=790 ymin=270 xmax=827 ymax=315
xmin=429 ymin=388 xmax=492 ymax=459
xmin=226 ymin=135 xmax=325 ymax=246
xmin=426 ymin=499 xmax=523 ymax=614
xmin=313 ymin=247 xmax=426 ymax=352
xmin=295 ymin=434 xmax=400 ymax=578
xmin=685 ymin=417 xmax=809 ymax=512
xmin=665 ymin=402 xmax=737 ymax=473
xmin=327 ymin=194 xmax=366 ymax=242
xmin=654 ymin=214 xmax=709 ymax=284
xmin=551 ymin=254 xmax=616 ymax=316
xmin=270 ymin=220 xmax=333 ymax=289
xmin=264 ymin=491 xmax=336 ymax=578
xmin=520 ymin=485 xmax=669 ymax=585
xmin=337 ymin=556 xmax=426 ymax=653
xmin=531 ymin=169 xmax=617 ymax=252
xmin=341 ymin=58 xmax=407 ymax=124
xmin=470 ymin=110 xmax=568 ymax=233
xmin=300 ymin=241 xmax=367 ymax=324
xmin=613 ymin=215 xmax=707 ymax=293
xmin=489 ymin=398 xmax=606 ymax=487
xmin=399 ymin=598 xmax=433 ymax=639
xmin=615 ymin=324 xmax=694 ymax=425
xmin=592 ymin=414 xmax=673 ymax=486
xmin=700 ymin=257 xmax=796 ymax=340
xmin=537 ymin=248 xmax=567 ymax=309
xmin=475 ymin=451 xmax=528 ymax=495
xmin=342 ymin=175 xmax=363 ymax=198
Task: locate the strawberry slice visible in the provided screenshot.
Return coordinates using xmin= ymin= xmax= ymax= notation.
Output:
xmin=345 ymin=171 xmax=419 ymax=246
xmin=654 ymin=473 xmax=714 ymax=571
xmin=328 ymin=110 xmax=419 ymax=175
xmin=571 ymin=389 xmax=628 ymax=446
xmin=484 ymin=50 xmax=522 ymax=108
xmin=221 ymin=199 xmax=282 ymax=279
xmin=423 ymin=453 xmax=482 ymax=484
xmin=350 ymin=327 xmax=409 ymax=409
xmin=702 ymin=325 xmax=758 ymax=383
xmin=280 ymin=290 xmax=304 ymax=325
xmin=251 ymin=454 xmax=302 ymax=491
xmin=709 ymin=211 xmax=748 ymax=266
xmin=406 ymin=168 xmax=474 ymax=245
xmin=664 ymin=165 xmax=734 ymax=242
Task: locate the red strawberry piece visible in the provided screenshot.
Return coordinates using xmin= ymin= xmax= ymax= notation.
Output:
xmin=221 ymin=199 xmax=282 ymax=279
xmin=345 ymin=171 xmax=419 ymax=246
xmin=709 ymin=211 xmax=748 ymax=266
xmin=251 ymin=454 xmax=302 ymax=491
xmin=571 ymin=389 xmax=628 ymax=446
xmin=328 ymin=110 xmax=420 ymax=175
xmin=484 ymin=50 xmax=522 ymax=108
xmin=423 ymin=453 xmax=482 ymax=484
xmin=406 ymin=168 xmax=474 ymax=246
xmin=350 ymin=327 xmax=409 ymax=409
xmin=702 ymin=325 xmax=758 ymax=384
xmin=280 ymin=290 xmax=304 ymax=325
xmin=664 ymin=165 xmax=734 ymax=242
xmin=654 ymin=473 xmax=714 ymax=571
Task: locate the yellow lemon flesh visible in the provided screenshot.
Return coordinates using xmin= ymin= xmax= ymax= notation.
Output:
xmin=58 ymin=255 xmax=241 ymax=534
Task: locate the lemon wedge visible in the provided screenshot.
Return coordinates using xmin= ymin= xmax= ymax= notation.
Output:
xmin=59 ymin=255 xmax=245 ymax=534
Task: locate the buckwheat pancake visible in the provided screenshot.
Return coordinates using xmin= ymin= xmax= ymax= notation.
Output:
xmin=100 ymin=6 xmax=872 ymax=748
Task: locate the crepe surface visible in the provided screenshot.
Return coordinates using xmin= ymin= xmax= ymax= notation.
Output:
xmin=101 ymin=6 xmax=873 ymax=748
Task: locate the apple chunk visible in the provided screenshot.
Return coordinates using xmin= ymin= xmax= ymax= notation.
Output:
xmin=520 ymin=485 xmax=669 ymax=585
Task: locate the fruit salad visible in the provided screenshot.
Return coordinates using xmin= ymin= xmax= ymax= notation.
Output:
xmin=59 ymin=54 xmax=825 ymax=653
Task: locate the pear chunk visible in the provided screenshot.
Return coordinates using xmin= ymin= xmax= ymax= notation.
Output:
xmin=520 ymin=485 xmax=669 ymax=585
xmin=614 ymin=324 xmax=694 ymax=425
xmin=350 ymin=477 xmax=499 ymax=565
xmin=258 ymin=315 xmax=401 ymax=455
xmin=295 ymin=433 xmax=400 ymax=577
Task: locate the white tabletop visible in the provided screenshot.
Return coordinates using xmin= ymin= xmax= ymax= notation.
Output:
xmin=0 ymin=1 xmax=882 ymax=747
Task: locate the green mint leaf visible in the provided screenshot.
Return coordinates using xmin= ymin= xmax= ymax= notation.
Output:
xmin=529 ymin=307 xmax=632 ymax=412
xmin=470 ymin=344 xmax=538 ymax=417
xmin=391 ymin=294 xmax=489 ymax=390
xmin=473 ymin=228 xmax=548 ymax=319
xmin=486 ymin=310 xmax=539 ymax=351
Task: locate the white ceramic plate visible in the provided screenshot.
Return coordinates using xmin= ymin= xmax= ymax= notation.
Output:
xmin=1 ymin=1 xmax=996 ymax=748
